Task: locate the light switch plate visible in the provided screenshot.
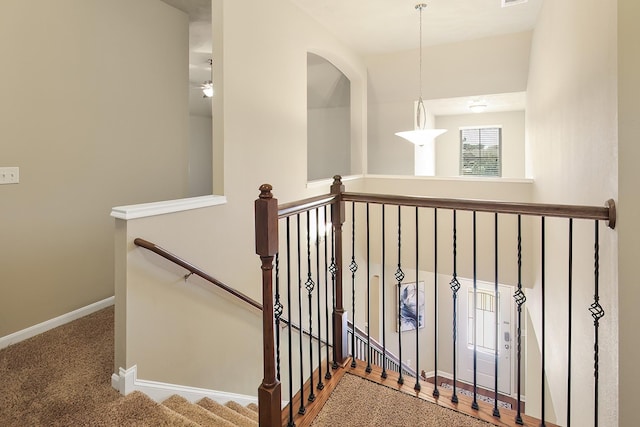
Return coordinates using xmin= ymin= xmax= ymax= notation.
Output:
xmin=0 ymin=167 xmax=19 ymax=184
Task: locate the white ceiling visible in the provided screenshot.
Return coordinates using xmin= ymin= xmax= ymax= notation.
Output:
xmin=290 ymin=0 xmax=543 ymax=55
xmin=161 ymin=0 xmax=212 ymax=117
xmin=159 ymin=0 xmax=541 ymax=117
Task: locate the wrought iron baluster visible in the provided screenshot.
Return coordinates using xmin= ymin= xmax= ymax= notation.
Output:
xmin=315 ymin=208 xmax=324 ymax=391
xmin=329 ymin=206 xmax=338 ymax=370
xmin=567 ymin=219 xmax=573 ymax=427
xmin=433 ymin=208 xmax=439 ymax=398
xmin=324 ymin=205 xmax=332 ymax=380
xmin=472 ymin=211 xmax=479 ymax=410
xmin=514 ymin=214 xmax=526 ymax=425
xmin=285 ymin=218 xmax=294 ymax=427
xmin=493 ymin=213 xmax=500 ymax=418
xmin=350 ymin=202 xmax=358 ymax=368
xmin=415 ymin=206 xmax=421 ymax=392
xmin=382 ymin=204 xmax=388 ymax=379
xmin=296 ymin=214 xmax=306 ymax=415
xmin=590 ymin=220 xmax=604 ymax=427
xmin=305 ymin=211 xmax=316 ymax=403
xmin=275 ymin=253 xmax=282 ymax=382
xmin=366 ymin=203 xmax=372 ymax=373
xmin=396 ymin=205 xmax=405 ymax=385
xmin=541 ymin=217 xmax=546 ymax=426
xmin=450 ymin=210 xmax=460 ymax=404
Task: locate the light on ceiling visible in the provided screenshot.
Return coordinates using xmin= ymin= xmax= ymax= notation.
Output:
xmin=202 ymin=81 xmax=214 ymax=98
xmin=469 ymin=102 xmax=487 ymax=113
xmin=395 ymin=3 xmax=447 ymax=146
xmin=202 ymin=59 xmax=214 ymax=98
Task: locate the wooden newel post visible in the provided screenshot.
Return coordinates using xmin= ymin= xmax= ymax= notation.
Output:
xmin=330 ymin=175 xmax=348 ymax=366
xmin=255 ymin=184 xmax=281 ymax=427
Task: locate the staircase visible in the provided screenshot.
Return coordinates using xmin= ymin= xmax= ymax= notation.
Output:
xmin=104 ymin=392 xmax=258 ymax=426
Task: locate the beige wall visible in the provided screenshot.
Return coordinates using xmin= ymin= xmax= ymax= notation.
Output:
xmin=0 ymin=0 xmax=189 ymax=337
xmin=435 ymin=111 xmax=526 ymax=178
xmin=115 ymin=0 xmax=368 ymax=394
xmin=618 ymin=0 xmax=640 ymax=425
xmin=525 ymin=0 xmax=618 ymax=425
xmin=367 ymin=32 xmax=532 ymax=176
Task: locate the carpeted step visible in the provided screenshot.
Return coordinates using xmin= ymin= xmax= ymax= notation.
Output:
xmin=101 ymin=391 xmax=199 ymax=426
xmin=246 ymin=402 xmax=258 ymax=413
xmin=197 ymin=397 xmax=258 ymax=427
xmin=163 ymin=394 xmax=237 ymax=427
xmin=225 ymin=400 xmax=259 ymax=423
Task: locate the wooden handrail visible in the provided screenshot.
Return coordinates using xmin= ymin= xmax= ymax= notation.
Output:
xmin=134 ymin=238 xmax=263 ymax=310
xmin=133 ymin=237 xmax=329 ymax=347
xmin=278 ymin=194 xmax=338 ymax=219
xmin=342 ymin=193 xmax=617 ymax=229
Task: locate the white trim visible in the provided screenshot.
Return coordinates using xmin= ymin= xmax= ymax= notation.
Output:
xmin=111 ymin=195 xmax=227 ymax=220
xmin=306 ymin=174 xmax=364 ymax=189
xmin=363 ymin=174 xmax=533 ymax=184
xmin=111 ymin=365 xmax=258 ymax=406
xmin=459 ymin=124 xmax=503 ymax=130
xmin=0 ymin=296 xmax=115 ymax=350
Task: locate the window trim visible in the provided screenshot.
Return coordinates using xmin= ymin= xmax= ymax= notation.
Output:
xmin=459 ymin=125 xmax=502 ymax=177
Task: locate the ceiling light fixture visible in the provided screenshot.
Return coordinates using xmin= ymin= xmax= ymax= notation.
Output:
xmin=202 ymin=59 xmax=214 ymax=98
xmin=469 ymin=102 xmax=487 ymax=113
xmin=395 ymin=3 xmax=447 ymax=146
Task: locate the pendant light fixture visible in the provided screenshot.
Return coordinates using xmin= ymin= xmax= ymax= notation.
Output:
xmin=395 ymin=3 xmax=447 ymax=146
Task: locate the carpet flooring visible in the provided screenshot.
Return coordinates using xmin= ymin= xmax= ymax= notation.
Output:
xmin=311 ymin=373 xmax=492 ymax=427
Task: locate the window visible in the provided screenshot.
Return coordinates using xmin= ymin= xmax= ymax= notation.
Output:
xmin=460 ymin=127 xmax=501 ymax=177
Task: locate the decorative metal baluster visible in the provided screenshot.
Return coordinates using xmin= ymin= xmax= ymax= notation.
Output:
xmin=567 ymin=219 xmax=573 ymax=427
xmin=381 ymin=204 xmax=388 ymax=379
xmin=366 ymin=203 xmax=372 ymax=373
xmin=350 ymin=202 xmax=358 ymax=368
xmin=433 ymin=208 xmax=439 ymax=398
xmin=275 ymin=253 xmax=282 ymax=382
xmin=296 ymin=214 xmax=306 ymax=415
xmin=285 ymin=218 xmax=295 ymax=427
xmin=396 ymin=205 xmax=405 ymax=385
xmin=305 ymin=211 xmax=316 ymax=402
xmin=415 ymin=207 xmax=421 ymax=392
xmin=590 ymin=220 xmax=604 ymax=427
xmin=316 ymin=208 xmax=324 ymax=391
xmin=493 ymin=213 xmax=500 ymax=418
xmin=472 ymin=211 xmax=479 ymax=410
xmin=450 ymin=210 xmax=460 ymax=404
xmin=324 ymin=205 xmax=332 ymax=380
xmin=329 ymin=212 xmax=338 ymax=371
xmin=513 ymin=214 xmax=526 ymax=425
xmin=541 ymin=217 xmax=546 ymax=426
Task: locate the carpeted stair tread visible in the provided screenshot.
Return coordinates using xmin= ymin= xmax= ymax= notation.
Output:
xmin=163 ymin=395 xmax=237 ymax=427
xmin=225 ymin=400 xmax=259 ymax=422
xmin=246 ymin=403 xmax=258 ymax=413
xmin=197 ymin=397 xmax=258 ymax=427
xmin=101 ymin=391 xmax=199 ymax=426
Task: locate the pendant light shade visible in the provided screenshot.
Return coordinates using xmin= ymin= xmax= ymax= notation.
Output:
xmin=396 ymin=3 xmax=447 ymax=146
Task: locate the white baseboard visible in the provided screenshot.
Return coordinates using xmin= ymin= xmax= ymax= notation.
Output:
xmin=111 ymin=365 xmax=258 ymax=406
xmin=0 ymin=296 xmax=115 ymax=350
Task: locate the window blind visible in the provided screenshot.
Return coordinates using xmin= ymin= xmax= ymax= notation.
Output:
xmin=460 ymin=127 xmax=502 ymax=177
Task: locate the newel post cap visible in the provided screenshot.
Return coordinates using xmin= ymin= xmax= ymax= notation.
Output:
xmin=255 ymin=184 xmax=279 ymax=256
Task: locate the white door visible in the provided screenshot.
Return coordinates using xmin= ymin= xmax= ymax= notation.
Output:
xmin=458 ymin=280 xmax=512 ymax=395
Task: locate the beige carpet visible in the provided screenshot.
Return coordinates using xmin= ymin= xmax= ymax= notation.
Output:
xmin=0 ymin=307 xmax=257 ymax=426
xmin=311 ymin=373 xmax=492 ymax=427
xmin=1 ymin=306 xmax=492 ymax=426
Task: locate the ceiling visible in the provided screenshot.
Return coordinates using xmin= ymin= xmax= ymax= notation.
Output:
xmin=160 ymin=0 xmax=542 ymax=117
xmin=290 ymin=0 xmax=543 ymax=55
xmin=160 ymin=0 xmax=212 ymax=117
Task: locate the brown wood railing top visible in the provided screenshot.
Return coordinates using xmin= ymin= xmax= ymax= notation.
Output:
xmin=342 ymin=192 xmax=616 ymax=228
xmin=134 ymin=238 xmax=263 ymax=310
xmin=278 ymin=194 xmax=338 ymax=219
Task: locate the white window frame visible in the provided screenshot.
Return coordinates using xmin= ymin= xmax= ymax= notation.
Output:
xmin=459 ymin=125 xmax=502 ymax=177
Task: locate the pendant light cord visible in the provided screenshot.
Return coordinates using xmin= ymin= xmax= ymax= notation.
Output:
xmin=416 ymin=3 xmax=427 ymax=130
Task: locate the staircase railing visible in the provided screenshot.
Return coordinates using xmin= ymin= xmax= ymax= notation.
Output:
xmin=254 ymin=176 xmax=616 ymax=427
